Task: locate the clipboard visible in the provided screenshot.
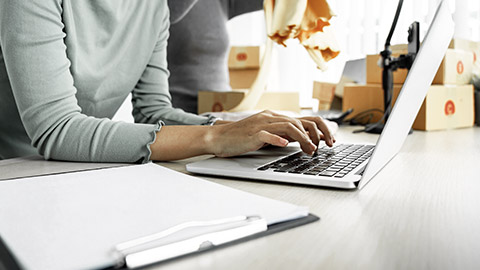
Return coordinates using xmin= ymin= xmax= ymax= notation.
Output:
xmin=114 ymin=214 xmax=318 ymax=269
xmin=0 ymin=163 xmax=318 ymax=270
xmin=0 ymin=215 xmax=318 ymax=270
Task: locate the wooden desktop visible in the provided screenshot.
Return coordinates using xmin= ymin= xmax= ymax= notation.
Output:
xmin=153 ymin=125 xmax=480 ymax=270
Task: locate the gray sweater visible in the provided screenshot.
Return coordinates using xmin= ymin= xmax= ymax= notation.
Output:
xmin=0 ymin=0 xmax=214 ymax=162
xmin=167 ymin=0 xmax=263 ymax=113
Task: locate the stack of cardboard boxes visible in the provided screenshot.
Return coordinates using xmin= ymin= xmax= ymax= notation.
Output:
xmin=197 ymin=46 xmax=300 ymax=114
xmin=227 ymin=46 xmax=261 ymax=89
xmin=338 ymin=38 xmax=478 ymax=131
xmin=312 ymin=82 xmax=337 ymax=111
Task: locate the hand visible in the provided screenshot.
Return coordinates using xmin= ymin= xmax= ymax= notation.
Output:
xmin=208 ymin=110 xmax=335 ymax=158
xmin=296 ymin=115 xmax=337 ymax=146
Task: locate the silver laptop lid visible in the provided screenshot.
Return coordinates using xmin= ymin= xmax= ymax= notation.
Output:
xmin=358 ymin=0 xmax=454 ymax=189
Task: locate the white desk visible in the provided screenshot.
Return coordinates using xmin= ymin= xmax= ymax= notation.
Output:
xmin=152 ymin=126 xmax=480 ymax=270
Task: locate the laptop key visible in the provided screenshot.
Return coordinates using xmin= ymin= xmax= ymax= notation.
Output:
xmin=319 ymin=171 xmax=336 ymax=176
xmin=258 ymin=144 xmax=375 ymax=178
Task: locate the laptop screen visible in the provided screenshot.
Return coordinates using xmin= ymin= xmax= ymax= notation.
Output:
xmin=358 ymin=0 xmax=454 ymax=189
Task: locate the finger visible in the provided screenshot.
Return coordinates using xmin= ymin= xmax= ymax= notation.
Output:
xmin=264 ymin=123 xmax=317 ymax=155
xmin=264 ymin=114 xmax=308 ymax=135
xmin=300 ymin=119 xmax=321 ymax=146
xmin=256 ymin=130 xmax=289 ymax=147
xmin=319 ymin=134 xmax=336 ymax=143
xmin=301 ymin=116 xmax=335 ymax=147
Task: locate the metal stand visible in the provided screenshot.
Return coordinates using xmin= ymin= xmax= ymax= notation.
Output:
xmin=365 ymin=0 xmax=420 ymax=134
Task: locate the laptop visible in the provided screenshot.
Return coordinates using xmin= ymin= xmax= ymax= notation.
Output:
xmin=187 ymin=1 xmax=454 ymax=190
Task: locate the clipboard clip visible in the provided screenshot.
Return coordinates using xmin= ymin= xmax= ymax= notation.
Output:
xmin=113 ymin=215 xmax=267 ymax=269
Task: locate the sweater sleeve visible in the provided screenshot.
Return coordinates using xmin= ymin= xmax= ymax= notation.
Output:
xmin=0 ymin=0 xmax=162 ymax=163
xmin=131 ymin=3 xmax=216 ymax=126
xmin=225 ymin=0 xmax=264 ymax=19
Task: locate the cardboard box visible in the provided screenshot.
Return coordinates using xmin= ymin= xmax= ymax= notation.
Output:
xmin=433 ymin=49 xmax=474 ymax=85
xmin=342 ymin=84 xmax=474 ymax=131
xmin=342 ymin=84 xmax=402 ymax=123
xmin=366 ymin=49 xmax=474 ymax=85
xmin=389 ymin=44 xmax=408 ymax=53
xmin=384 ymin=39 xmax=480 ymax=62
xmin=312 ymin=82 xmax=336 ymax=110
xmin=414 ymin=84 xmax=474 ymax=130
xmin=198 ymin=90 xmax=300 ymax=114
xmin=228 ymin=46 xmax=262 ymax=69
xmin=449 ymin=38 xmax=480 ymax=64
xmin=229 ymin=68 xmax=259 ymax=89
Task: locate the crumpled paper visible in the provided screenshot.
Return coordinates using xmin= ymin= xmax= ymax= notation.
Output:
xmin=231 ymin=0 xmax=339 ymax=111
xmin=265 ymin=0 xmax=340 ymax=70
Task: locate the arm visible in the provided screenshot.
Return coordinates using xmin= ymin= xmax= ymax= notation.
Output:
xmin=0 ymin=0 xmax=159 ymax=163
xmin=131 ymin=3 xmax=215 ymax=126
xmin=142 ymin=3 xmax=334 ymax=160
xmin=150 ymin=110 xmax=335 ymax=161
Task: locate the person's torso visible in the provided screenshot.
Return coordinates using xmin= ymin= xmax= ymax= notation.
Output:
xmin=167 ymin=0 xmax=231 ymax=113
xmin=0 ymin=0 xmax=166 ymax=158
xmin=62 ymin=0 xmax=165 ymax=117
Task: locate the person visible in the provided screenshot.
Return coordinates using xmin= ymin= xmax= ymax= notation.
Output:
xmin=167 ymin=0 xmax=263 ymax=114
xmin=0 ymin=0 xmax=334 ymax=163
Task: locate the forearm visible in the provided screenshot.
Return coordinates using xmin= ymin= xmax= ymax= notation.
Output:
xmin=150 ymin=125 xmax=215 ymax=161
xmin=149 ymin=110 xmax=335 ymax=162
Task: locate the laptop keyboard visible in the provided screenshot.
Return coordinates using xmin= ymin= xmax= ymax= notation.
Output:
xmin=257 ymin=144 xmax=374 ymax=178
